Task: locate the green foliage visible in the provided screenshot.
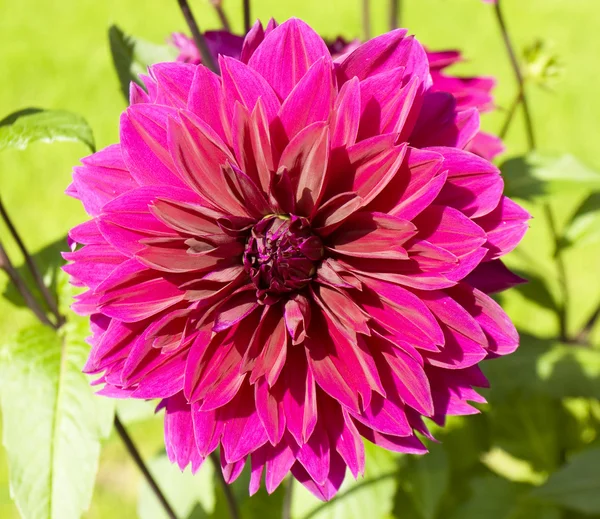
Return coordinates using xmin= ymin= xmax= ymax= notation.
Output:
xmin=0 ymin=319 xmax=114 ymax=519
xmin=108 ymin=24 xmax=178 ymax=102
xmin=291 ymin=443 xmax=398 ymax=519
xmin=502 ymin=153 xmax=600 ymax=201
xmin=0 ymin=109 xmax=95 ymax=153
xmin=531 ymin=448 xmax=600 ymax=515
xmin=137 ymin=455 xmax=215 ymax=519
xmin=560 ymin=192 xmax=600 ymax=249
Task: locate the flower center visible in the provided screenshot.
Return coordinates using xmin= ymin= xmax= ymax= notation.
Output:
xmin=243 ymin=215 xmax=324 ymax=304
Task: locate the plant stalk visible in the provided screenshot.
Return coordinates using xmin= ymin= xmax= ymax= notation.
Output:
xmin=362 ymin=0 xmax=371 ymax=40
xmin=0 ymin=240 xmax=55 ymax=328
xmin=0 ymin=197 xmax=64 ymax=326
xmin=389 ymin=0 xmax=400 ymax=31
xmin=114 ymin=415 xmax=178 ymax=519
xmin=210 ymin=0 xmax=231 ymax=32
xmin=282 ymin=476 xmax=294 ymax=519
xmin=209 ymin=452 xmax=240 ymax=519
xmin=243 ymin=0 xmax=251 ymax=33
xmin=176 ymin=0 xmax=218 ymax=73
xmin=493 ymin=0 xmax=535 ymax=150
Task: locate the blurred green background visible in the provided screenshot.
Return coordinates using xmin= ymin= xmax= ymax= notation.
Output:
xmin=1 ymin=0 xmax=600 ymax=518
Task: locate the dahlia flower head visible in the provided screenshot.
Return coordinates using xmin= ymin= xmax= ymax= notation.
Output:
xmin=171 ymin=25 xmax=504 ymax=161
xmin=65 ymin=18 xmax=529 ymax=500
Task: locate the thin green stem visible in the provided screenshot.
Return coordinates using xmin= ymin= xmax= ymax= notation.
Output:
xmin=493 ymin=1 xmax=571 ymax=340
xmin=243 ymin=0 xmax=251 ymax=33
xmin=0 ymin=240 xmax=55 ymax=328
xmin=0 ymin=197 xmax=64 ymax=326
xmin=210 ymin=452 xmax=240 ymax=519
xmin=176 ymin=0 xmax=218 ymax=74
xmin=362 ymin=0 xmax=371 ymax=40
xmin=499 ymin=91 xmax=521 ymax=140
xmin=114 ymin=415 xmax=178 ymax=519
xmin=544 ymin=203 xmax=570 ymax=341
xmin=493 ymin=0 xmax=535 ymax=151
xmin=210 ymin=0 xmax=231 ymax=32
xmin=389 ymin=0 xmax=400 ymax=31
xmin=282 ymin=476 xmax=293 ymax=519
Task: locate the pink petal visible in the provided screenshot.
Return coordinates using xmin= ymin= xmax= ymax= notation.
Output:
xmin=447 ymin=282 xmax=519 ymax=356
xmin=255 ymin=378 xmax=286 ymax=444
xmin=187 ymin=66 xmax=227 ymax=143
xmin=337 ymin=30 xmax=429 ymax=86
xmin=279 ymin=57 xmax=335 ymax=141
xmin=150 ymin=62 xmax=196 ymax=108
xmin=474 ymin=196 xmax=531 ymax=260
xmin=248 ymin=18 xmax=331 ymax=100
xmin=163 ymin=393 xmax=204 ymax=472
xmin=120 ymin=104 xmax=186 ymax=188
xmin=331 ymin=77 xmax=361 ymax=149
xmin=465 ymin=260 xmax=526 ymax=294
xmin=220 ymin=387 xmax=268 ymax=463
xmin=358 ymin=70 xmax=422 ymax=142
xmin=430 ymin=146 xmax=504 ymax=218
xmin=372 ymin=147 xmax=446 ymax=220
xmin=279 ymin=121 xmax=330 ymax=216
xmin=220 ymin=55 xmax=281 ymax=125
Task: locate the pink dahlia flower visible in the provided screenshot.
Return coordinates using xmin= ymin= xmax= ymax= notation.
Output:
xmin=171 ymin=26 xmax=504 ymax=160
xmin=65 ymin=18 xmax=529 ymax=500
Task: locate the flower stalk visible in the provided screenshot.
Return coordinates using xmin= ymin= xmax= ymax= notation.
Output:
xmin=362 ymin=0 xmax=371 ymax=40
xmin=0 ymin=197 xmax=64 ymax=327
xmin=114 ymin=415 xmax=179 ymax=519
xmin=176 ymin=0 xmax=218 ymax=73
xmin=210 ymin=0 xmax=231 ymax=32
xmin=493 ymin=0 xmax=535 ymax=150
xmin=389 ymin=0 xmax=400 ymax=31
xmin=492 ymin=0 xmax=570 ymax=341
xmin=243 ymin=0 xmax=251 ymax=33
xmin=210 ymin=452 xmax=240 ymax=519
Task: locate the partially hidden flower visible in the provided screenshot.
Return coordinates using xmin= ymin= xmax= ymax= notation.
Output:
xmin=65 ymin=18 xmax=529 ymax=500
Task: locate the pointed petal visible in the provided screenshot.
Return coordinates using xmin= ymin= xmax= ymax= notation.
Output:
xmin=248 ymin=18 xmax=330 ymax=100
xmin=279 ymin=57 xmax=335 ymax=142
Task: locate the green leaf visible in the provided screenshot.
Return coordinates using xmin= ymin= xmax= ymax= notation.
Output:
xmin=0 ymin=321 xmax=114 ymax=519
xmin=531 ymin=448 xmax=600 ymax=514
xmin=0 ymin=108 xmax=95 ymax=152
xmin=451 ymin=475 xmax=560 ymax=519
xmin=487 ymin=395 xmax=560 ymax=472
xmin=484 ymin=334 xmax=600 ymax=401
xmin=403 ymin=443 xmax=449 ymax=519
xmin=560 ymin=192 xmax=600 ymax=249
xmin=291 ymin=442 xmax=398 ymax=519
xmin=502 ymin=154 xmax=600 ymax=201
xmin=108 ymin=24 xmax=178 ymax=102
xmin=137 ymin=454 xmax=215 ymax=519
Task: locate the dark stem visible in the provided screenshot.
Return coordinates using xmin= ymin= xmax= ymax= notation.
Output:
xmin=362 ymin=0 xmax=371 ymax=40
xmin=576 ymin=305 xmax=600 ymax=344
xmin=176 ymin=0 xmax=218 ymax=74
xmin=0 ymin=197 xmax=64 ymax=327
xmin=494 ymin=2 xmax=571 ymax=339
xmin=211 ymin=1 xmax=231 ymax=32
xmin=243 ymin=0 xmax=251 ymax=33
xmin=0 ymin=240 xmax=56 ymax=329
xmin=389 ymin=0 xmax=400 ymax=31
xmin=499 ymin=91 xmax=521 ymax=140
xmin=209 ymin=452 xmax=240 ymax=519
xmin=493 ymin=0 xmax=535 ymax=151
xmin=114 ymin=415 xmax=178 ymax=519
xmin=282 ymin=476 xmax=294 ymax=519
xmin=544 ymin=203 xmax=569 ymax=342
